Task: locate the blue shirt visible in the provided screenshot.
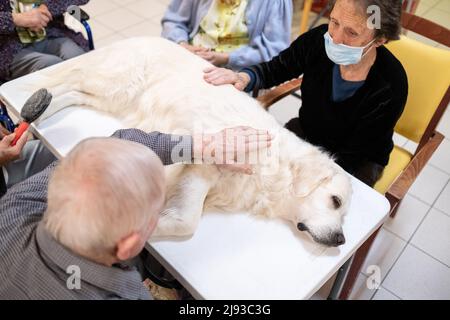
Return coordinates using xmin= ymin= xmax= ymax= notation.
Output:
xmin=242 ymin=65 xmax=366 ymax=100
xmin=161 ymin=0 xmax=293 ymax=70
xmin=332 ymin=64 xmax=365 ymax=102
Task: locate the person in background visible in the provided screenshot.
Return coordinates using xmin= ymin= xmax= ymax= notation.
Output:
xmin=161 ymin=0 xmax=293 ymax=69
xmin=204 ymin=0 xmax=408 ymax=187
xmin=1 ymin=1 xmax=89 ymax=195
xmin=0 ymin=0 xmax=90 ymax=82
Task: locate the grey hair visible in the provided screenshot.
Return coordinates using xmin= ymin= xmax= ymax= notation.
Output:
xmin=43 ymin=137 xmax=165 ymax=261
xmin=330 ymin=0 xmax=403 ymax=41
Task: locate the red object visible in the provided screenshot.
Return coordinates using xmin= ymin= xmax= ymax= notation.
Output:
xmin=311 ymin=0 xmax=329 ymax=13
xmin=11 ymin=122 xmax=29 ymax=146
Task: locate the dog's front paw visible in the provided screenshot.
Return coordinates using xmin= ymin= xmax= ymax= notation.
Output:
xmin=151 ymin=209 xmax=198 ymax=239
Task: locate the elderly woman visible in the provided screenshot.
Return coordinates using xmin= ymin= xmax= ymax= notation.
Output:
xmin=0 ymin=0 xmax=89 ymax=82
xmin=204 ymin=0 xmax=408 ymax=187
xmin=161 ymin=0 xmax=293 ymax=69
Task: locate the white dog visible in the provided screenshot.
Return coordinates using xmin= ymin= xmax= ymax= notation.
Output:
xmin=38 ymin=37 xmax=352 ymax=247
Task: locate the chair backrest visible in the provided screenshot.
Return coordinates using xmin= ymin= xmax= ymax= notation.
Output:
xmin=385 ymin=12 xmax=450 ymax=145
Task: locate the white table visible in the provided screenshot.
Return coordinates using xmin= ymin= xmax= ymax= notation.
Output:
xmin=0 ymin=68 xmax=390 ymax=300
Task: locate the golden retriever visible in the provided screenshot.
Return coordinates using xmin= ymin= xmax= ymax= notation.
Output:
xmin=37 ymin=37 xmax=352 ymax=247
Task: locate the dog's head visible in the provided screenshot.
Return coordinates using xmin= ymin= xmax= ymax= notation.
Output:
xmin=285 ymin=154 xmax=352 ymax=247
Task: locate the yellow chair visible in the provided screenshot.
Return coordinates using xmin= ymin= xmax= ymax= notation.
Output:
xmin=257 ymin=12 xmax=450 ymax=299
xmin=339 ymin=15 xmax=450 ymax=297
xmin=374 ymin=34 xmax=450 ymax=216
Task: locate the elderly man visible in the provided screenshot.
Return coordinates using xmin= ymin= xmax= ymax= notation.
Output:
xmin=0 ymin=127 xmax=270 ymax=299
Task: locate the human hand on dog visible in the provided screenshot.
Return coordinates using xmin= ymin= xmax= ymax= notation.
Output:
xmin=196 ymin=51 xmax=229 ymax=67
xmin=193 ymin=126 xmax=272 ymax=175
xmin=179 ymin=42 xmax=210 ymax=54
xmin=203 ymin=67 xmax=250 ymax=91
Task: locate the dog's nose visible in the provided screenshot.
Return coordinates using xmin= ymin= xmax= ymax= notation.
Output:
xmin=334 ymin=233 xmax=346 ymax=246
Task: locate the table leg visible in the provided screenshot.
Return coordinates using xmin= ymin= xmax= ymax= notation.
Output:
xmin=337 ymin=227 xmax=381 ymax=299
xmin=327 ymin=256 xmax=354 ymax=300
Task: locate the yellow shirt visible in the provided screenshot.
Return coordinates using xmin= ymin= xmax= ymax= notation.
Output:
xmin=192 ymin=0 xmax=250 ymax=53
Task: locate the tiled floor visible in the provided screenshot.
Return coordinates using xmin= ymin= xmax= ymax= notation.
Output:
xmin=76 ymin=0 xmax=450 ymax=300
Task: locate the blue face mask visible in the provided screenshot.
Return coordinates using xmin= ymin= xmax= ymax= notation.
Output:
xmin=324 ymin=32 xmax=375 ymax=66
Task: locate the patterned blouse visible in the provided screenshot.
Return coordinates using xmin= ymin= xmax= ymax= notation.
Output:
xmin=192 ymin=0 xmax=250 ymax=53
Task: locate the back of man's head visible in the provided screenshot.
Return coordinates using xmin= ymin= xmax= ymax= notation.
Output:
xmin=43 ymin=137 xmax=165 ymax=264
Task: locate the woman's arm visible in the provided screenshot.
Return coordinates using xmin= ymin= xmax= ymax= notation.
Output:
xmin=161 ymin=0 xmax=196 ymax=44
xmin=227 ymin=0 xmax=293 ymax=70
xmin=204 ymin=25 xmax=317 ymax=92
xmin=44 ymin=0 xmax=89 ymax=17
xmin=248 ymin=30 xmax=312 ymax=91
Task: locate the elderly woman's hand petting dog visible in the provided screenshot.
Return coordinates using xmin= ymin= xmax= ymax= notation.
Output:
xmin=180 ymin=43 xmax=229 ymax=67
xmin=193 ymin=126 xmax=272 ymax=175
xmin=179 ymin=41 xmax=210 ymax=54
xmin=196 ymin=51 xmax=229 ymax=67
xmin=203 ymin=66 xmax=251 ymax=91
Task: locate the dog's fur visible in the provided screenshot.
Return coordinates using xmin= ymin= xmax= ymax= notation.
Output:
xmin=38 ymin=37 xmax=352 ymax=247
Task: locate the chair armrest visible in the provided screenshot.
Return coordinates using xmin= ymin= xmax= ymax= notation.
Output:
xmin=67 ymin=6 xmax=90 ymax=22
xmin=387 ymin=131 xmax=444 ymax=201
xmin=79 ymin=7 xmax=90 ymax=22
xmin=256 ymin=78 xmax=302 ymax=110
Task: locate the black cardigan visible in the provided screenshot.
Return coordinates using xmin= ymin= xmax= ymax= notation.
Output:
xmin=247 ymin=24 xmax=408 ymax=174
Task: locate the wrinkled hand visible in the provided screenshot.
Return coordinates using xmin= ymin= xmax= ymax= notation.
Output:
xmin=179 ymin=43 xmax=229 ymax=66
xmin=203 ymin=66 xmax=250 ymax=91
xmin=179 ymin=42 xmax=210 ymax=54
xmin=38 ymin=4 xmax=52 ymax=21
xmin=12 ymin=4 xmax=52 ymax=32
xmin=196 ymin=51 xmax=229 ymax=67
xmin=0 ymin=131 xmax=28 ymax=167
xmin=193 ymin=126 xmax=272 ymax=175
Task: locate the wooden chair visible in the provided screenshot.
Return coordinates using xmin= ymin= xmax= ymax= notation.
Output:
xmin=256 ymin=12 xmax=450 ymax=299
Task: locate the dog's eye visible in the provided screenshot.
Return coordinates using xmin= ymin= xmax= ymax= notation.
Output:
xmin=331 ymin=195 xmax=342 ymax=209
xmin=297 ymin=223 xmax=308 ymax=231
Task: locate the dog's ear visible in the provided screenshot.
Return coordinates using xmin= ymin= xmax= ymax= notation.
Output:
xmin=290 ymin=156 xmax=334 ymax=198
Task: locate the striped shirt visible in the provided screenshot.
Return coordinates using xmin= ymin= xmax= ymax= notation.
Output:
xmin=0 ymin=129 xmax=192 ymax=299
